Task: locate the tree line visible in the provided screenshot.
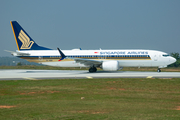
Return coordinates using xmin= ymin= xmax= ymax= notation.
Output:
xmin=168 ymin=52 xmax=180 ymax=67
xmin=0 ymin=57 xmax=40 ymax=66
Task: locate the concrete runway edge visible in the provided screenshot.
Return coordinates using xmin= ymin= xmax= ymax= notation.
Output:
xmin=0 ymin=69 xmax=180 ymax=80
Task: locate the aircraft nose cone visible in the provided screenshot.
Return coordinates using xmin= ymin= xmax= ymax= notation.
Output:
xmin=171 ymin=57 xmax=176 ymax=63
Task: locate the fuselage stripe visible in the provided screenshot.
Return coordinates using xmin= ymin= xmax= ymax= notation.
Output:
xmin=18 ymin=55 xmax=151 ymax=63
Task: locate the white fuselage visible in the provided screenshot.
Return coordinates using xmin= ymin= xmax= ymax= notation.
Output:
xmin=9 ymin=21 xmax=176 ymax=72
xmin=16 ymin=49 xmax=176 ymax=68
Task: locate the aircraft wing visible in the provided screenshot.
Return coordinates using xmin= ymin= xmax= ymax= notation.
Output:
xmin=73 ymin=58 xmax=102 ymax=66
xmin=5 ymin=50 xmax=30 ymax=56
xmin=57 ymin=48 xmax=102 ymax=67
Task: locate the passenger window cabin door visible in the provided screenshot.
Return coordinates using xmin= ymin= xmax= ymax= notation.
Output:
xmin=154 ymin=54 xmax=158 ymax=61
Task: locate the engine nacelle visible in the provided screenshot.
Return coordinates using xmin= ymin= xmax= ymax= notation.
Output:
xmin=102 ymin=61 xmax=120 ymax=71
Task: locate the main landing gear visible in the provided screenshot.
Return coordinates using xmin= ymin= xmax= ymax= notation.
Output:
xmin=157 ymin=68 xmax=161 ymax=72
xmin=89 ymin=67 xmax=97 ymax=73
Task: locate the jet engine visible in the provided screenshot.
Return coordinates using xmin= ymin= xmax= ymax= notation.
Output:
xmin=102 ymin=61 xmax=120 ymax=71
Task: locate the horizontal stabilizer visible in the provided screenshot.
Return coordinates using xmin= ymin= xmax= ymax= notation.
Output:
xmin=5 ymin=50 xmax=30 ymax=56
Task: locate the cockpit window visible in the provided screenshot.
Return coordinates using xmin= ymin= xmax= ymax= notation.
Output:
xmin=162 ymin=54 xmax=170 ymax=57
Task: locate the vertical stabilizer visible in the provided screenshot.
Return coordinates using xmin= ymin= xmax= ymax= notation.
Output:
xmin=10 ymin=21 xmax=51 ymax=50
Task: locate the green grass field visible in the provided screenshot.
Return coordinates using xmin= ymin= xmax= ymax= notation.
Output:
xmin=0 ymin=78 xmax=180 ymax=120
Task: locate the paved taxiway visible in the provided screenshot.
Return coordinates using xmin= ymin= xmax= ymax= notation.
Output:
xmin=0 ymin=69 xmax=180 ymax=80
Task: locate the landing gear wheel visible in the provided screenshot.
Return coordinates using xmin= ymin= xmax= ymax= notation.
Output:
xmin=89 ymin=67 xmax=97 ymax=73
xmin=157 ymin=69 xmax=161 ymax=73
xmin=89 ymin=68 xmax=93 ymax=73
xmin=94 ymin=67 xmax=97 ymax=72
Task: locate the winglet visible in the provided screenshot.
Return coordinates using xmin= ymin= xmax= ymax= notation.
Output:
xmin=57 ymin=48 xmax=66 ymax=61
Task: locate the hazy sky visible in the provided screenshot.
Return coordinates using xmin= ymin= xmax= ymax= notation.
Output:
xmin=1 ymin=0 xmax=180 ymax=56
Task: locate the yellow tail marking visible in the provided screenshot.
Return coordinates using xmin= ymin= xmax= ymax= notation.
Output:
xmin=18 ymin=30 xmax=34 ymax=49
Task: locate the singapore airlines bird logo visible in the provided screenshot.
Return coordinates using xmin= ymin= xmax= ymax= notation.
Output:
xmin=18 ymin=30 xmax=34 ymax=49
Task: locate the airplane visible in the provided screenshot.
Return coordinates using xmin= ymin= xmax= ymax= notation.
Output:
xmin=7 ymin=21 xmax=176 ymax=73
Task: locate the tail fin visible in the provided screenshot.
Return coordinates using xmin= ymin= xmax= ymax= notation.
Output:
xmin=10 ymin=21 xmax=51 ymax=51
